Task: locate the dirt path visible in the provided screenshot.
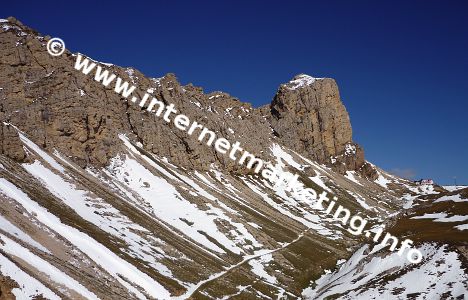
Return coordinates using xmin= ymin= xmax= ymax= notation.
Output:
xmin=177 ymin=229 xmax=310 ymax=299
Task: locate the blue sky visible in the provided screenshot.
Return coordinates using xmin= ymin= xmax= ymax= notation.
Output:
xmin=4 ymin=1 xmax=467 ymax=184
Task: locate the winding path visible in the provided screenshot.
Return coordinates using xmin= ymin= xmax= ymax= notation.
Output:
xmin=177 ymin=229 xmax=310 ymax=299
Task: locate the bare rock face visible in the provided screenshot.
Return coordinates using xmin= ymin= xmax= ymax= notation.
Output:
xmin=268 ymin=75 xmax=352 ymax=161
xmin=0 ymin=17 xmax=272 ymax=172
xmin=265 ymin=74 xmax=370 ymax=175
xmin=0 ymin=123 xmax=27 ymax=162
xmin=0 ymin=275 xmax=18 ymax=300
xmin=0 ymin=18 xmax=373 ymax=176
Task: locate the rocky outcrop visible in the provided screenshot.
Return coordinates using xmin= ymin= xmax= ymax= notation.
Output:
xmin=0 ymin=275 xmax=17 ymax=300
xmin=263 ymin=74 xmax=370 ymax=176
xmin=0 ymin=123 xmax=27 ymax=162
xmin=0 ymin=17 xmax=373 ymax=176
xmin=268 ymin=75 xmax=352 ymax=160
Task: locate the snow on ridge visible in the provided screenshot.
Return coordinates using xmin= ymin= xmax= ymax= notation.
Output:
xmin=248 ymin=253 xmax=277 ymax=284
xmin=252 ymin=145 xmax=338 ymax=237
xmin=151 ymin=77 xmax=162 ymax=87
xmin=285 ymin=74 xmax=324 ymax=90
xmin=455 ymin=224 xmax=468 ymax=231
xmin=106 ymin=154 xmax=234 ymax=254
xmin=374 ymin=171 xmax=391 ymax=188
xmin=435 ymin=194 xmax=468 ymax=203
xmin=22 ymin=159 xmax=175 ymax=278
xmin=112 ymin=135 xmax=263 ymax=256
xmin=84 ymin=56 xmax=114 ymax=67
xmin=208 ymin=94 xmax=222 ymax=100
xmin=270 ymin=144 xmax=335 ymax=195
xmin=344 ymin=143 xmax=356 ymax=155
xmin=271 ymin=143 xmax=305 ymax=170
xmin=345 ymin=171 xmax=362 ymax=186
xmin=346 ymin=190 xmax=372 ymax=210
xmin=303 ymin=243 xmax=468 ymax=299
xmin=125 ymin=68 xmax=138 ymax=83
xmin=0 ymin=178 xmax=172 ymax=299
xmin=17 ymin=130 xmax=66 ymax=173
xmin=0 ymin=253 xmax=61 ymax=299
xmin=0 ymin=215 xmax=49 ymax=253
xmin=0 ymin=234 xmax=97 ymax=299
xmin=190 ymin=100 xmax=202 ymax=108
xmin=411 ymin=213 xmax=468 ymax=223
xmin=443 ymin=185 xmax=468 ymax=192
xmin=1 ymin=22 xmax=27 ymax=36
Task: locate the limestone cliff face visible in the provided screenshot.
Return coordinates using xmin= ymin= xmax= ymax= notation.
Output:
xmin=268 ymin=75 xmax=353 ymax=161
xmin=0 ymin=17 xmax=373 ymax=177
xmin=262 ymin=75 xmax=374 ymax=177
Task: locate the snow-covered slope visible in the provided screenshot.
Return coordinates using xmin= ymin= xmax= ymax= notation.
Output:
xmin=303 ymin=189 xmax=468 ymax=299
xmin=0 ymin=127 xmax=413 ymax=299
xmin=303 ymin=243 xmax=467 ymax=299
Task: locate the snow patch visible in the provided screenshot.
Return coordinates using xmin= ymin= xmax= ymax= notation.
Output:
xmin=285 ymin=74 xmax=323 ymax=90
xmin=0 ymin=215 xmax=49 ymax=253
xmin=0 ymin=234 xmax=97 ymax=299
xmin=0 ymin=253 xmax=61 ymax=299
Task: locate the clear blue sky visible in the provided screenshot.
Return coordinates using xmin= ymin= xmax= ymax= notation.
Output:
xmin=4 ymin=1 xmax=467 ymax=184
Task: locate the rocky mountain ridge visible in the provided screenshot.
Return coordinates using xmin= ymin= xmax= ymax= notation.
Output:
xmin=0 ymin=16 xmax=371 ymax=178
